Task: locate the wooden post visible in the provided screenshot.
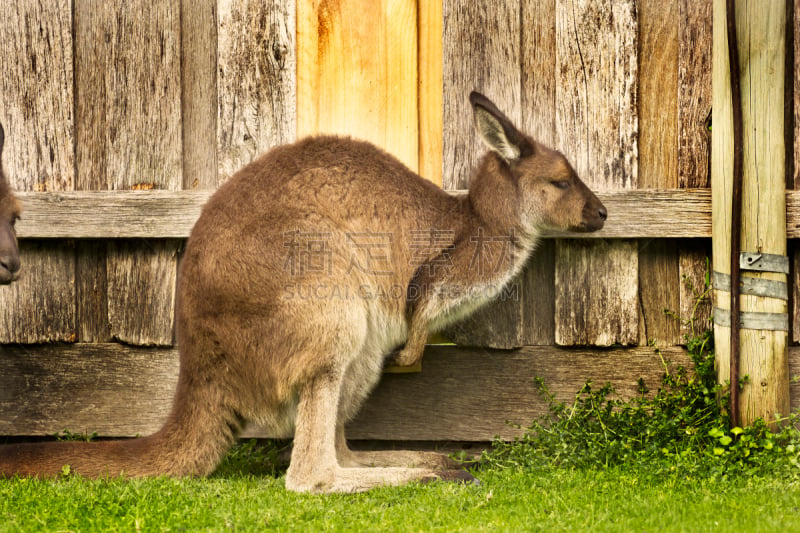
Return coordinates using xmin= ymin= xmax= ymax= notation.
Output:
xmin=712 ymin=0 xmax=789 ymax=426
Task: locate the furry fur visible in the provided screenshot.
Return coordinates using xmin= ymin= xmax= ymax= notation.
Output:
xmin=0 ymin=93 xmax=605 ymax=493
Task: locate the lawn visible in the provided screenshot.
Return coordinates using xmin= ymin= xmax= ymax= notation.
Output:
xmin=4 ymin=331 xmax=800 ymax=532
xmin=1 ymin=463 xmax=799 ymax=532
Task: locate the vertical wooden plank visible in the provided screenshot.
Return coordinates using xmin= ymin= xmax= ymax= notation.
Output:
xmin=297 ymin=0 xmax=416 ymax=170
xmin=554 ymin=0 xmax=639 ymax=346
xmin=218 ymin=0 xmax=296 ymax=182
xmin=442 ymin=0 xmax=520 ymax=190
xmin=418 ymin=0 xmax=443 ymax=186
xmin=106 ymin=240 xmax=178 ymax=346
xmin=677 ymin=0 xmax=713 ymax=341
xmin=0 ymin=1 xmax=76 ymax=343
xmin=637 ymin=0 xmax=681 ymax=346
xmin=520 ymin=0 xmax=557 ymax=345
xmin=74 ymin=0 xmax=182 ymax=346
xmin=439 ymin=0 xmax=524 ymax=348
xmin=521 ymin=239 xmax=556 ymax=345
xmin=182 ymin=0 xmax=219 ymax=190
xmin=0 ymin=242 xmax=77 ymax=344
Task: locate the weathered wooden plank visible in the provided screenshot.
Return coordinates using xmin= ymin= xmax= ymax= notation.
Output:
xmin=0 ymin=242 xmax=77 ymax=343
xmin=678 ymin=0 xmax=713 ymax=188
xmin=297 ymin=0 xmax=416 ymax=170
xmin=554 ymin=0 xmax=639 ymax=346
xmin=418 ymin=0 xmax=443 ymax=186
xmin=554 ymin=240 xmax=639 ymax=346
xmin=218 ymin=0 xmax=296 ymax=182
xmin=638 ymin=240 xmax=681 ymax=346
xmin=439 ymin=0 xmax=523 ymax=347
xmin=0 ymin=343 xmax=693 ymax=440
xmin=637 ymin=0 xmax=681 ymax=346
xmin=677 ymin=0 xmax=714 ymax=343
xmin=6 ymin=341 xmax=800 ymax=440
xmin=16 ymin=190 xmax=212 ymax=239
xmin=442 ymin=0 xmax=521 ymax=190
xmin=0 ymin=1 xmax=76 ymax=344
xmin=75 ymin=0 xmax=183 ymax=192
xmin=678 ymin=239 xmax=713 ymax=340
xmin=521 ymin=239 xmax=556 ymax=345
xmin=181 ymin=0 xmax=219 ymax=190
xmin=13 ymin=188 xmax=719 ymax=239
xmin=76 ymin=240 xmax=112 ymax=342
xmin=0 ymin=344 xmax=178 ymax=437
xmin=0 ymin=1 xmax=74 ymax=192
xmin=518 ymin=0 xmax=557 ymax=346
xmin=74 ymin=0 xmax=183 ymax=347
xmin=106 ymin=240 xmax=178 ymax=346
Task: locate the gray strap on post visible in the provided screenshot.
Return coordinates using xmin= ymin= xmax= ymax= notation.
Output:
xmin=713 ymin=252 xmax=789 ymax=332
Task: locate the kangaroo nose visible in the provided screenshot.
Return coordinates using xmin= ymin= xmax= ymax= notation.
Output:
xmin=598 ymin=205 xmax=607 ymax=221
xmin=0 ymin=254 xmax=20 ymax=275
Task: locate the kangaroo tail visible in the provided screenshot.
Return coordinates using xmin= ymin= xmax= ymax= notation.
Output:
xmin=0 ymin=376 xmax=244 ymax=479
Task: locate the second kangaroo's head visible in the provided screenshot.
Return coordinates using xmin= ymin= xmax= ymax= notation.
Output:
xmin=468 ymin=91 xmax=606 ymax=236
xmin=0 ymin=123 xmax=22 ymax=285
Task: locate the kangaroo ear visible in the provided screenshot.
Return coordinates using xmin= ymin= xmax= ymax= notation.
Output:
xmin=469 ymin=91 xmax=533 ymax=163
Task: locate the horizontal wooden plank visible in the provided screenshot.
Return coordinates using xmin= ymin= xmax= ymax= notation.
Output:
xmin=0 ymin=342 xmax=729 ymax=441
xmin=4 ymin=342 xmax=800 ymax=441
xmin=14 ymin=188 xmax=716 ymax=240
xmin=16 ymin=187 xmax=800 ymax=240
xmin=16 ymin=190 xmax=214 ymax=238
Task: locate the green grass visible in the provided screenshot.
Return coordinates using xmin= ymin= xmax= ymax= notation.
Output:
xmin=2 ymin=464 xmax=800 ymax=532
xmin=4 ymin=326 xmax=800 ymax=531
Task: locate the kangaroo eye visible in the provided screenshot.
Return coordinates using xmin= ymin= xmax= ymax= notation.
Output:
xmin=551 ymin=180 xmax=570 ymax=190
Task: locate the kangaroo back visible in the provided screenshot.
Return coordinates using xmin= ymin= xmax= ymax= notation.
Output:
xmin=0 ymin=124 xmax=22 ymax=284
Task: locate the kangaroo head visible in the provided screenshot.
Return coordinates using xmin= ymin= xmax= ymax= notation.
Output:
xmin=469 ymin=91 xmax=606 ymax=236
xmin=0 ymin=123 xmax=21 ymax=285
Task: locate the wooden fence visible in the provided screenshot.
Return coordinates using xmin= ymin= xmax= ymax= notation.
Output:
xmin=0 ymin=0 xmax=798 ymax=442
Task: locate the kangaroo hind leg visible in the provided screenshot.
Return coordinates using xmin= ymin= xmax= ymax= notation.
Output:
xmin=285 ymin=365 xmax=476 ymax=494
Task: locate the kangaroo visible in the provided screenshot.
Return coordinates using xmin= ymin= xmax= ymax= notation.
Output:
xmin=0 ymin=123 xmax=22 ymax=285
xmin=0 ymin=92 xmax=606 ymax=492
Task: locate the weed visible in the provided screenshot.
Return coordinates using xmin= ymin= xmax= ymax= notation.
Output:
xmin=483 ymin=328 xmax=800 ymax=481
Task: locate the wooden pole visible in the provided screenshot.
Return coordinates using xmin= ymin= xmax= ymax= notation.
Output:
xmin=712 ymin=0 xmax=789 ymax=427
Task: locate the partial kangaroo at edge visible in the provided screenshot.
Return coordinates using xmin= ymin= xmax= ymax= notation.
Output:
xmin=0 ymin=92 xmax=606 ymax=493
xmin=0 ymin=123 xmax=22 ymax=284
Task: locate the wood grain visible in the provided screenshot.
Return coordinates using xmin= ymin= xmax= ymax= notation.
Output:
xmin=0 ymin=343 xmax=693 ymax=441
xmin=297 ymin=0 xmax=417 ymax=171
xmin=0 ymin=242 xmax=76 ymax=343
xmin=677 ymin=0 xmax=714 ymax=342
xmin=442 ymin=0 xmax=521 ymax=190
xmin=638 ymin=0 xmax=680 ymax=346
xmin=14 ymin=188 xmax=718 ymax=239
xmin=181 ymin=0 xmax=219 ymax=190
xmin=519 ymin=0 xmax=557 ymax=346
xmin=74 ymin=0 xmax=183 ymax=347
xmin=711 ymin=0 xmax=789 ymax=425
xmin=0 ymin=1 xmax=76 ymax=343
xmin=438 ymin=0 xmax=524 ymax=347
xmin=5 ymin=336 xmax=800 ymax=440
xmin=218 ymin=0 xmax=296 ymax=182
xmin=418 ymin=0 xmax=443 ymax=186
xmin=554 ymin=0 xmax=639 ymax=346
xmin=555 ymin=239 xmax=639 ymax=346
xmin=106 ymin=240 xmax=178 ymax=346
xmin=0 ymin=0 xmax=74 ymax=192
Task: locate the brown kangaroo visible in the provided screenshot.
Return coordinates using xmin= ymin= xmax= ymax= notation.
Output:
xmin=0 ymin=123 xmax=22 ymax=285
xmin=0 ymin=93 xmax=606 ymax=492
